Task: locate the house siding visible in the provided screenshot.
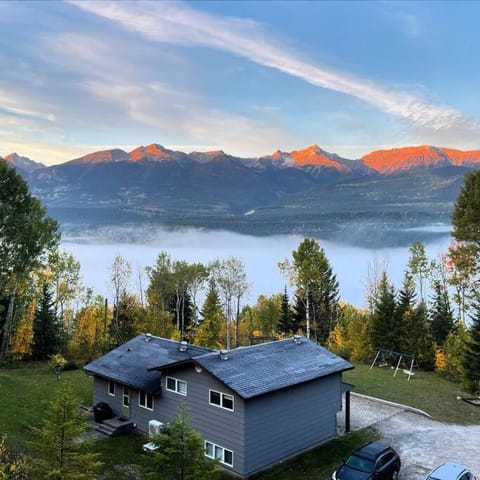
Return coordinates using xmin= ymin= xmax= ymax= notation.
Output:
xmin=93 ymin=378 xmax=126 ymax=417
xmin=154 ymin=365 xmax=245 ymax=476
xmin=243 ymin=373 xmax=342 ymax=476
xmin=92 ymin=366 xmax=246 ymax=476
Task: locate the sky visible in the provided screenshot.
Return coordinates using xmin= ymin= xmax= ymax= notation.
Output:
xmin=1 ymin=0 xmax=480 ymax=166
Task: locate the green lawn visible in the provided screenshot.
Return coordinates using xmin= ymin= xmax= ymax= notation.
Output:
xmin=1 ymin=362 xmax=478 ymax=479
xmin=344 ymin=363 xmax=480 ymax=424
xmin=0 ymin=363 xmax=92 ymax=445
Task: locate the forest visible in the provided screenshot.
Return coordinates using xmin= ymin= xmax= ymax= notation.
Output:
xmin=1 ymin=157 xmax=480 ymax=395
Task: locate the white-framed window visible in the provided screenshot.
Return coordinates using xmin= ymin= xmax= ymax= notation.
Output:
xmin=165 ymin=376 xmax=187 ymax=396
xmin=204 ymin=441 xmax=233 ymax=467
xmin=209 ymin=389 xmax=234 ymax=411
xmin=108 ymin=380 xmax=115 ymax=396
xmin=123 ymin=386 xmax=130 ymax=407
xmin=139 ymin=391 xmax=154 ymax=410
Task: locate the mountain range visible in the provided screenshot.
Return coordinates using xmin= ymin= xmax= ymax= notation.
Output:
xmin=4 ymin=144 xmax=478 ymax=247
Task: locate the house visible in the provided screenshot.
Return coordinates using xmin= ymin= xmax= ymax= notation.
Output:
xmin=83 ymin=334 xmax=353 ymax=477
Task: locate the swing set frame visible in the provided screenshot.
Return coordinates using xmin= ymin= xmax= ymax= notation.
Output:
xmin=369 ymin=348 xmax=419 ymax=380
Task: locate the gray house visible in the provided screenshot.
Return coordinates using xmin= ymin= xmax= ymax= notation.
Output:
xmin=84 ymin=334 xmax=353 ymax=477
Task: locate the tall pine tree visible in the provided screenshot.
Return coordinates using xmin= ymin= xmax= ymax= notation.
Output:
xmin=29 ymin=385 xmax=102 ymax=479
xmin=429 ymin=280 xmax=454 ymax=346
xmin=277 ymin=286 xmax=294 ymax=335
xmin=462 ymin=298 xmax=480 ymax=394
xmin=32 ymin=283 xmax=60 ymax=360
xmin=395 ymin=272 xmax=416 ymax=353
xmin=279 ymin=238 xmax=339 ymax=341
xmin=370 ymin=271 xmax=397 ymax=352
xmin=195 ymin=281 xmax=223 ymax=349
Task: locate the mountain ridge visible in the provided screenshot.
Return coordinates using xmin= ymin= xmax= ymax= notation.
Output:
xmin=6 ymin=143 xmax=480 ymax=175
xmin=3 ymin=143 xmax=479 ymax=247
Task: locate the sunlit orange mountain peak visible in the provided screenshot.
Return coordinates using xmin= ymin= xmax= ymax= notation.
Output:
xmin=68 ymin=148 xmax=128 ymax=165
xmin=128 ymin=144 xmax=174 ymax=162
xmin=288 ymin=144 xmax=352 ymax=172
xmin=362 ymin=145 xmax=452 ymax=174
xmin=438 ymin=147 xmax=480 ymax=167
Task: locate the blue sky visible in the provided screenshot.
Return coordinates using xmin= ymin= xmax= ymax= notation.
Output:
xmin=1 ymin=0 xmax=480 ymax=165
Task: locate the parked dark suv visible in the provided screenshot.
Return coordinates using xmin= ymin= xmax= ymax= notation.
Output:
xmin=332 ymin=442 xmax=401 ymax=480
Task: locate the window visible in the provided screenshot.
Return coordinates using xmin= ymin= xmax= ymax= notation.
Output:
xmin=378 ymin=452 xmax=394 ymax=467
xmin=209 ymin=390 xmax=234 ymax=411
xmin=108 ymin=380 xmax=115 ymax=396
xmin=123 ymin=386 xmax=130 ymax=407
xmin=165 ymin=376 xmax=187 ymax=396
xmin=204 ymin=441 xmax=233 ymax=467
xmin=139 ymin=391 xmax=154 ymax=410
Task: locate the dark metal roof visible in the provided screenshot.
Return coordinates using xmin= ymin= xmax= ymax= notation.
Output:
xmin=84 ymin=335 xmax=352 ymax=399
xmin=193 ymin=336 xmax=353 ymax=399
xmin=83 ymin=334 xmax=214 ymax=393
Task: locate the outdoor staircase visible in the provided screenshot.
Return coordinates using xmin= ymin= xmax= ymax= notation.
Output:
xmin=95 ymin=417 xmax=136 ymax=437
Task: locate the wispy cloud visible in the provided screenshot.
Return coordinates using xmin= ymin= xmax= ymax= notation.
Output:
xmin=69 ymin=0 xmax=476 ymax=133
xmin=83 ymin=78 xmax=290 ymax=156
xmin=0 ymin=88 xmax=56 ymax=122
xmin=42 ymin=29 xmax=293 ymax=156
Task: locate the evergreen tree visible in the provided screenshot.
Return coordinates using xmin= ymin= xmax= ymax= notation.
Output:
xmin=195 ymin=281 xmax=223 ymax=349
xmin=29 ymin=385 xmax=102 ymax=479
xmin=402 ymin=302 xmax=436 ymax=370
xmin=292 ymin=293 xmax=306 ymax=334
xmin=166 ymin=290 xmax=194 ymax=336
xmin=429 ymin=280 xmax=454 ymax=345
xmin=310 ymin=270 xmax=340 ymax=344
xmin=148 ymin=405 xmax=218 ymax=480
xmin=462 ymin=298 xmax=480 ymax=394
xmin=279 ymin=238 xmax=339 ymax=341
xmin=395 ymin=272 xmax=416 ymax=352
xmin=370 ymin=271 xmax=397 ymax=352
xmin=32 ymin=283 xmax=60 ymax=360
xmin=452 ymin=169 xmax=480 ymax=249
xmin=278 ymin=286 xmax=294 ymax=335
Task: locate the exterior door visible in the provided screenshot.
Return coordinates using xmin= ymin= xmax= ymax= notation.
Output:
xmin=122 ymin=386 xmax=131 ymax=418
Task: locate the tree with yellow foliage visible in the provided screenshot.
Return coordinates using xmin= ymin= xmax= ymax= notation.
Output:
xmin=0 ymin=435 xmax=28 ymax=479
xmin=68 ymin=296 xmax=107 ymax=364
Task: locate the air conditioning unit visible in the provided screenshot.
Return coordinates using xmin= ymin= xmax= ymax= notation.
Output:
xmin=143 ymin=420 xmax=165 ymax=453
xmin=148 ymin=420 xmax=164 ymax=437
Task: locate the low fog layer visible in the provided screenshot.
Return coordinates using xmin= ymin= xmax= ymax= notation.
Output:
xmin=62 ymin=226 xmax=451 ymax=309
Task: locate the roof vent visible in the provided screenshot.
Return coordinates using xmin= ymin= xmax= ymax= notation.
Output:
xmin=179 ymin=340 xmax=188 ymax=352
xmin=145 ymin=333 xmax=152 ymax=342
xmin=219 ymin=349 xmax=229 ymax=361
xmin=293 ymin=334 xmax=302 ymax=345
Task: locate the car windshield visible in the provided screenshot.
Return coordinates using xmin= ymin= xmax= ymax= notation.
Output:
xmin=345 ymin=455 xmax=375 ymax=473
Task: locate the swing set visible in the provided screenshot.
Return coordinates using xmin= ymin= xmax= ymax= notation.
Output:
xmin=369 ymin=348 xmax=419 ymax=380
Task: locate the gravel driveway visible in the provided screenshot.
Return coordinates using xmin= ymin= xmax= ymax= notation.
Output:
xmin=338 ymin=393 xmax=480 ymax=480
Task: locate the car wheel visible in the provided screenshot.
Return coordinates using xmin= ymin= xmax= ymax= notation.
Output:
xmin=392 ymin=470 xmax=399 ymax=480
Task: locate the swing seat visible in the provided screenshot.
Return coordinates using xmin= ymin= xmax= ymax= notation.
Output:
xmin=403 ymin=369 xmax=415 ymax=376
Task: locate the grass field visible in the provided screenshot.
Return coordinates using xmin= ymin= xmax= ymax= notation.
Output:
xmin=0 ymin=363 xmax=92 ymax=445
xmin=1 ymin=362 xmax=478 ymax=478
xmin=344 ymin=364 xmax=480 ymax=424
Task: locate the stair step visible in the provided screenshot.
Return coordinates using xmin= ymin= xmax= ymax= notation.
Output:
xmin=95 ymin=417 xmax=135 ymax=437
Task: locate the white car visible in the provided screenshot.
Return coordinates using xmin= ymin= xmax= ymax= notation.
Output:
xmin=425 ymin=462 xmax=478 ymax=480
